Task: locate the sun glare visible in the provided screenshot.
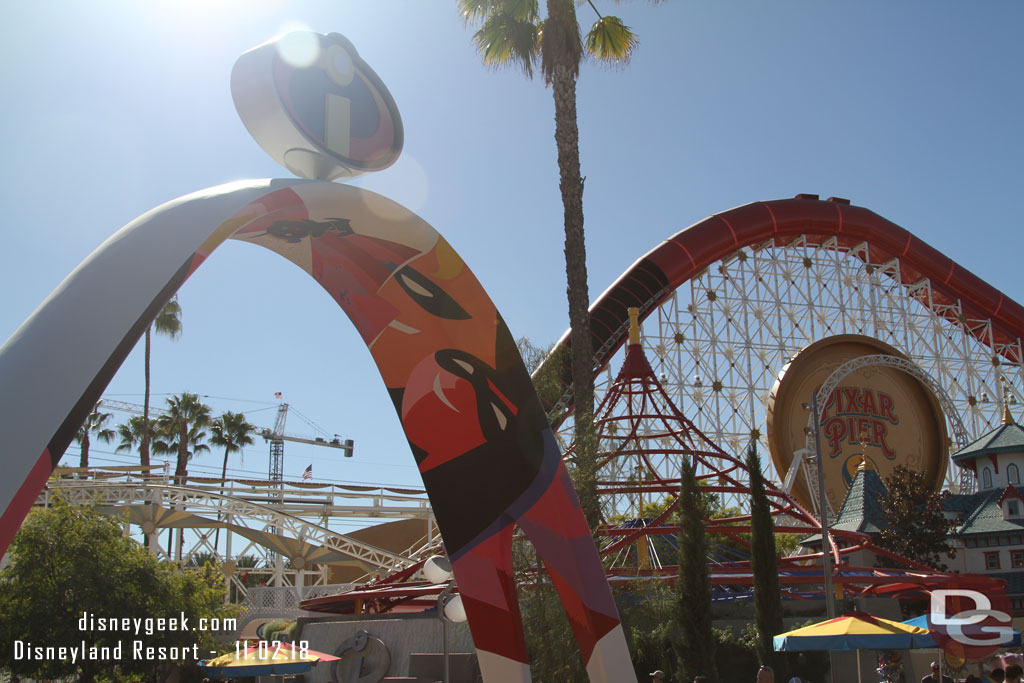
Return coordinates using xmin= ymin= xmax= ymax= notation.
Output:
xmin=148 ymin=0 xmax=288 ymax=29
xmin=275 ymin=24 xmax=320 ymax=68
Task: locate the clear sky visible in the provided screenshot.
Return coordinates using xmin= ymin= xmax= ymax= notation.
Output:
xmin=2 ymin=1 xmax=1022 ymax=510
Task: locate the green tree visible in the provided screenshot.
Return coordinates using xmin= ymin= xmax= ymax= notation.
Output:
xmin=519 ymin=336 xmax=570 ymax=427
xmin=75 ymin=402 xmax=115 ymax=469
xmin=0 ymin=498 xmax=232 ymax=682
xmin=459 ymin=0 xmax=638 ymax=530
xmin=877 ymin=465 xmax=954 ymax=570
xmin=209 ymin=411 xmax=256 ymax=549
xmin=747 ymin=445 xmax=788 ymax=680
xmin=156 ymin=392 xmax=211 ymax=486
xmin=675 ymin=457 xmax=717 ymax=682
xmin=142 ymin=297 xmax=182 ymax=468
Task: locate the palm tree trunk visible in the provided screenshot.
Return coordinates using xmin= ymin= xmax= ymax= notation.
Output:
xmin=215 ymin=449 xmax=230 ymax=551
xmin=175 ymin=423 xmax=188 ymax=564
xmin=175 ymin=425 xmax=188 ymax=486
xmin=79 ymin=432 xmax=90 ymax=469
xmin=141 ymin=328 xmax=151 ymax=469
xmin=550 ymin=61 xmax=600 ymax=530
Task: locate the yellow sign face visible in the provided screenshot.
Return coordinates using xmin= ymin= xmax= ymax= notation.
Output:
xmin=766 ymin=335 xmax=948 ymax=512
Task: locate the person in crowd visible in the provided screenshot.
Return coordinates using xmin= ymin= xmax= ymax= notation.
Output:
xmin=649 ymin=671 xmax=666 ymax=682
xmin=922 ymin=661 xmax=953 ymax=683
xmin=1005 ymin=664 xmax=1023 ymax=683
xmin=758 ymin=665 xmax=775 ymax=683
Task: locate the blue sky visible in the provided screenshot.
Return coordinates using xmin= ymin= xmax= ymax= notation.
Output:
xmin=2 ymin=1 xmax=1022 ymax=506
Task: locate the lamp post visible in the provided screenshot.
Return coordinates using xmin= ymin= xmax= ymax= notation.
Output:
xmin=424 ymin=555 xmax=468 ymax=683
xmin=802 ymin=394 xmax=836 ymax=619
xmin=437 ymin=582 xmax=454 ymax=683
xmin=804 ymin=394 xmax=839 ymax=683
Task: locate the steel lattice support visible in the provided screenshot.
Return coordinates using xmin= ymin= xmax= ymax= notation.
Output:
xmin=585 ymin=237 xmax=1024 ymax=506
xmin=39 ymin=479 xmax=424 ymax=595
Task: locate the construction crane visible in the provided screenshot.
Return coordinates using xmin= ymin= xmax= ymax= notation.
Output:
xmin=97 ymin=398 xmax=354 ymax=482
xmin=263 ymin=402 xmax=354 ymax=483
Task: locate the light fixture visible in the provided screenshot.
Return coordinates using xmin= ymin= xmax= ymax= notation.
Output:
xmin=443 ymin=594 xmax=467 ymax=623
xmin=423 ymin=555 xmax=452 ymax=584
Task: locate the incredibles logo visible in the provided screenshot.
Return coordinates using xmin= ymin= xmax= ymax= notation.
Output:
xmin=820 ymin=386 xmax=899 ymax=459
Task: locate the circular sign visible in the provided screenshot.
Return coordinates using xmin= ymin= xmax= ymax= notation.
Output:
xmin=766 ymin=335 xmax=948 ymax=512
xmin=928 ymin=577 xmax=1013 ymax=662
xmin=231 ymin=31 xmax=404 ymax=181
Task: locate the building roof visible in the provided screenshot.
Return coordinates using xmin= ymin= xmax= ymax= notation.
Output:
xmin=949 ymin=486 xmax=1024 ymax=536
xmin=943 ymin=490 xmax=987 ymax=514
xmin=831 ymin=469 xmax=890 ymax=536
xmin=952 ymin=422 xmax=1024 ymax=463
xmin=1000 ymin=485 xmax=1024 ymax=506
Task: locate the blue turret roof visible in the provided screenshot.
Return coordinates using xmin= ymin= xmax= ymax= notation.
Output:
xmin=952 ymin=422 xmax=1024 ymax=463
xmin=831 ymin=468 xmax=890 ymax=536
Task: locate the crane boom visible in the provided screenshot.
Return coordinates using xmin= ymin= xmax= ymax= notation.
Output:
xmin=263 ymin=403 xmax=354 ymax=483
xmin=259 ymin=429 xmax=355 ymax=452
xmin=98 ymin=398 xmax=354 ymax=483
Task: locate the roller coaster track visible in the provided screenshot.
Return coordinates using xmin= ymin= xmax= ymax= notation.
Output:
xmin=41 ymin=479 xmax=417 ymax=571
xmin=541 ymin=194 xmax=1024 ymax=421
xmin=537 ymin=194 xmax=1024 ymax=513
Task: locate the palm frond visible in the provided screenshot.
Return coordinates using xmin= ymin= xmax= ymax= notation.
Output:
xmin=474 ymin=11 xmax=540 ymax=77
xmin=153 ymin=296 xmax=182 ymax=338
xmin=460 ymin=0 xmax=539 ymax=24
xmin=210 ymin=411 xmax=258 ymax=452
xmin=584 ymin=15 xmax=637 ymax=63
xmin=503 ymin=0 xmax=540 ymax=22
xmin=540 ymin=0 xmax=583 ymax=84
xmin=458 ymin=0 xmax=495 ymax=24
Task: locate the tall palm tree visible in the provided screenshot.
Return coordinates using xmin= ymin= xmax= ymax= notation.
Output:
xmin=75 ymin=402 xmax=115 ymax=469
xmin=115 ymin=415 xmax=151 ymax=454
xmin=210 ymin=411 xmax=257 ymax=549
xmin=116 ymin=416 xmax=162 ymax=475
xmin=156 ymin=392 xmax=211 ymax=486
xmin=141 ymin=297 xmax=182 ymax=468
xmin=210 ymin=411 xmax=257 ymax=485
xmin=459 ymin=0 xmax=637 ymax=529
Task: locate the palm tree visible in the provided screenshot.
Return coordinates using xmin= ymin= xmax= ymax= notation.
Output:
xmin=210 ymin=411 xmax=257 ymax=549
xmin=116 ymin=415 xmax=164 ymax=478
xmin=75 ymin=402 xmax=115 ymax=469
xmin=156 ymin=392 xmax=211 ymax=486
xmin=141 ymin=297 xmax=182 ymax=468
xmin=210 ymin=411 xmax=257 ymax=485
xmin=459 ymin=0 xmax=637 ymax=529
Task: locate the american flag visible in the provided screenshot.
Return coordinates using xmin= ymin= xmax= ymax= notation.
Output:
xmin=302 ymin=464 xmax=312 ymax=481
xmin=274 ymin=392 xmax=282 ymax=399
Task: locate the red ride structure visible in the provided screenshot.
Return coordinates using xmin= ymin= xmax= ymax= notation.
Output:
xmin=577 ymin=308 xmax=970 ymax=602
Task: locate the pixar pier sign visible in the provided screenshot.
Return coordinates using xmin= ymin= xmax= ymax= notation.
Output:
xmin=821 ymin=386 xmax=900 ymax=459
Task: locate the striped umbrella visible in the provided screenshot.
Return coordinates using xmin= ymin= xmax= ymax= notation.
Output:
xmin=774 ymin=611 xmax=933 ymax=683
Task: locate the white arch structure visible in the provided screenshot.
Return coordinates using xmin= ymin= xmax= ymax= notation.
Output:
xmin=0 ymin=178 xmax=636 ymax=683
